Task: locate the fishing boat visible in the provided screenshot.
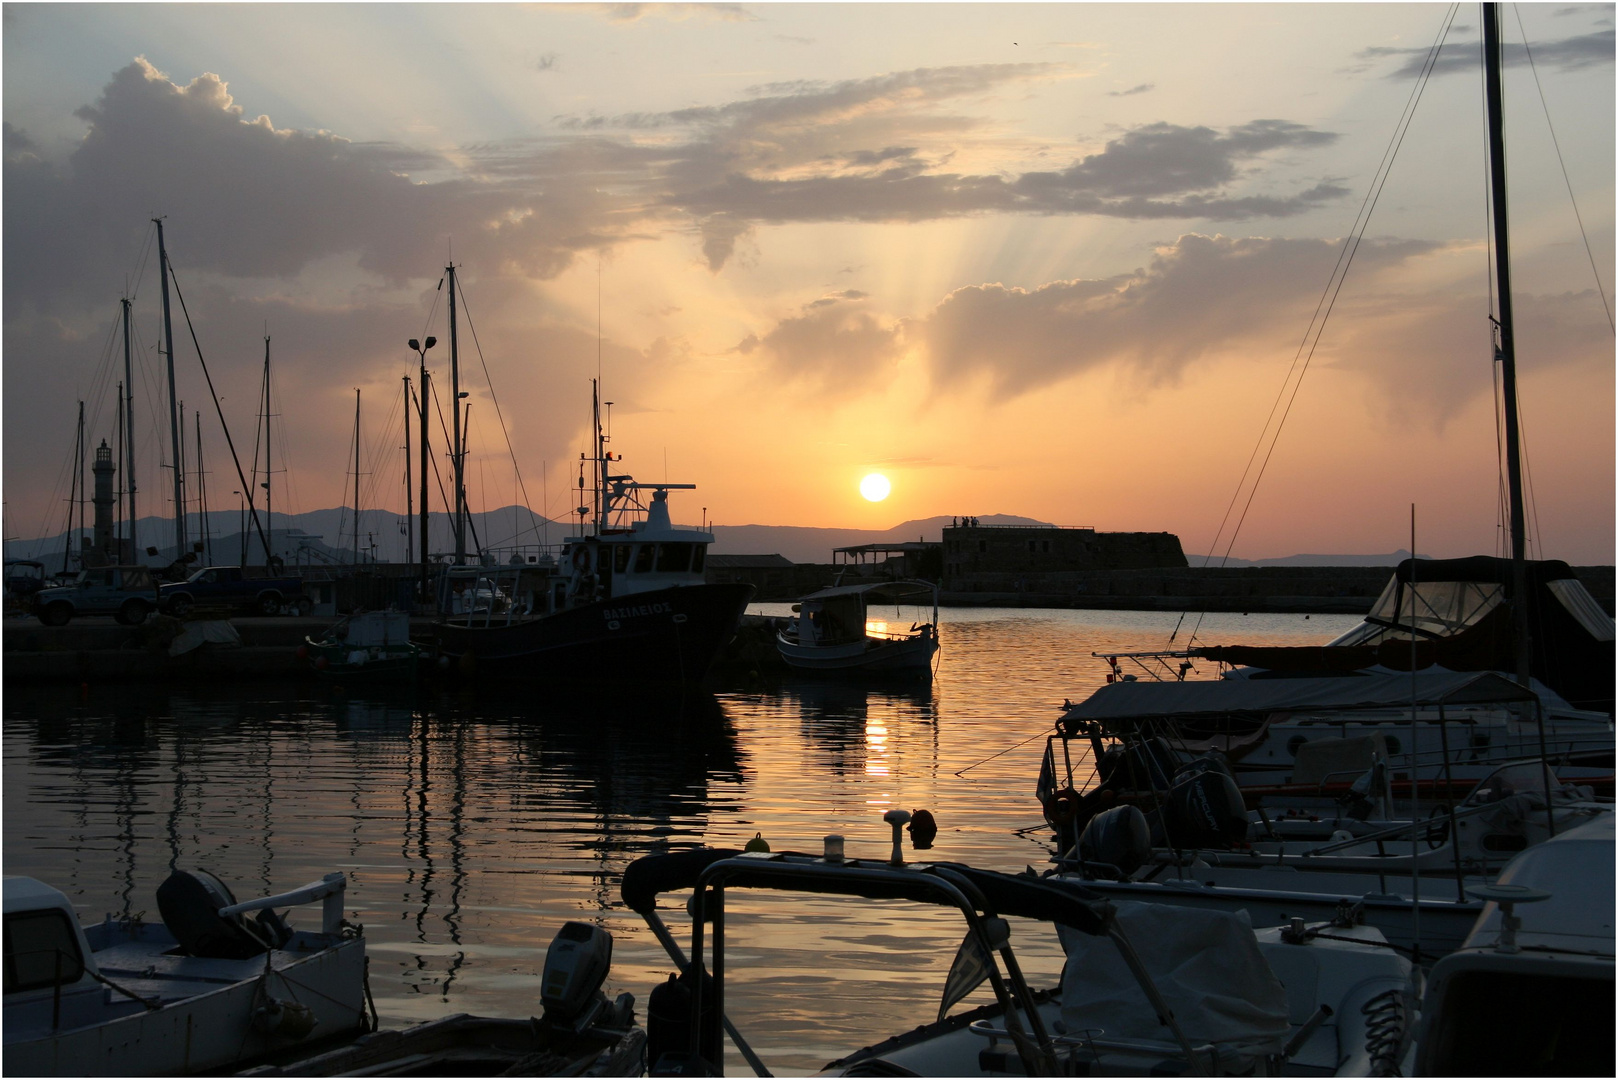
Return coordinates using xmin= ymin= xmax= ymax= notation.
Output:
xmin=244 ymin=922 xmax=645 ymax=1077
xmin=300 ymin=610 xmax=422 ymax=677
xmin=2 ymin=869 xmax=368 ymax=1076
xmin=620 ymin=813 xmax=1417 ymax=1076
xmin=775 ymin=579 xmax=939 ymax=675
xmin=432 ymin=382 xmax=752 ymax=685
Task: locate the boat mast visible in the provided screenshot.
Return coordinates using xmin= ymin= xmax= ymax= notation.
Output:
xmin=404 ymin=374 xmax=413 ymax=566
xmin=448 ymin=261 xmax=466 ymax=565
xmin=195 ymin=411 xmax=210 ymax=565
xmin=116 ymin=381 xmax=125 ymax=551
xmin=262 ymin=334 xmax=273 ymax=565
xmin=154 ymin=218 xmax=186 ymax=560
xmin=64 ymin=401 xmax=85 ymax=574
xmin=419 ymin=362 xmax=431 ymax=597
xmin=121 ymin=297 xmax=138 ymax=557
xmin=1483 ymin=2 xmax=1532 ymax=687
xmin=353 ymin=388 xmax=362 ymax=565
xmin=592 ymin=379 xmax=602 ymax=534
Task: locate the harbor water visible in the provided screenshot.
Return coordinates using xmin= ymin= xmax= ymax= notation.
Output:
xmin=4 ymin=606 xmax=1357 ymax=1074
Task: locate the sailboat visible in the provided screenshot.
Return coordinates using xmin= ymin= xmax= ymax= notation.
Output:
xmin=1031 ymin=3 xmax=1613 ymax=982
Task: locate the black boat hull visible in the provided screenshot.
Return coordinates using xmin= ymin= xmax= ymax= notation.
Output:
xmin=434 ymin=583 xmax=754 ymax=684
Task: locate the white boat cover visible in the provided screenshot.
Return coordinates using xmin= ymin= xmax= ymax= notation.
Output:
xmin=1058 ymin=901 xmax=1289 ymax=1063
xmin=1061 ymin=669 xmax=1537 ymax=724
xmin=168 ymin=620 xmax=243 ymax=656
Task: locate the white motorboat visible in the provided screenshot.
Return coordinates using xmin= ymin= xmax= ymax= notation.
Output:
xmin=1416 ymin=813 xmax=1614 ymax=1075
xmin=776 ymin=579 xmax=939 ymax=675
xmin=620 ymin=814 xmax=1419 ymax=1076
xmin=3 ymin=870 xmax=368 ymax=1076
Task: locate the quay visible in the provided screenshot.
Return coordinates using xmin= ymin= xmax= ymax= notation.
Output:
xmin=2 ymin=615 xmax=433 ymax=685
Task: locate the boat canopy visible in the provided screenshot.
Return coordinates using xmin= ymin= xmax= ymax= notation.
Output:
xmin=1197 ymin=557 xmax=1613 ymax=714
xmin=798 ymin=580 xmax=937 ymax=604
xmin=1060 ymin=670 xmax=1539 ymax=729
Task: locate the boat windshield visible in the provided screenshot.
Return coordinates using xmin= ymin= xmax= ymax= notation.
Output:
xmin=1329 ymin=578 xmax=1503 ymax=646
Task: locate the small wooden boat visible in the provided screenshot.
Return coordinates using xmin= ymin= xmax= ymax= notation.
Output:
xmin=775 ymin=579 xmax=939 ymax=675
xmin=245 ymin=922 xmax=645 ymax=1077
xmin=301 ymin=610 xmax=421 ymax=677
xmin=3 ymin=870 xmax=368 ymax=1076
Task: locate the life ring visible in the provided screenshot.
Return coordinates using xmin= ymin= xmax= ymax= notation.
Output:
xmin=571 ymin=546 xmax=591 ymax=573
xmin=1045 ymin=786 xmax=1082 ymax=827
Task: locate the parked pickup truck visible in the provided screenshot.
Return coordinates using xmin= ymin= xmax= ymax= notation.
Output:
xmin=159 ymin=565 xmax=310 ymax=617
xmin=33 ymin=565 xmax=161 ymax=626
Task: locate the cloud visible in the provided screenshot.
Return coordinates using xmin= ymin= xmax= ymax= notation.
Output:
xmin=903 ymin=232 xmax=1610 ymax=427
xmin=739 ymin=292 xmax=903 ymax=396
xmin=1108 ymin=84 xmax=1155 ymax=97
xmin=591 ymin=3 xmax=756 ymax=24
xmin=1363 ymin=28 xmax=1614 ymax=78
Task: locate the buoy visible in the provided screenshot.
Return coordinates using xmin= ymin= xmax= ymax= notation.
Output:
xmin=743 ymin=832 xmax=770 ymax=853
xmin=296 ymin=644 xmax=309 ymax=660
xmin=315 ymin=656 xmax=329 ymax=671
xmin=907 ymin=809 xmax=938 ymax=850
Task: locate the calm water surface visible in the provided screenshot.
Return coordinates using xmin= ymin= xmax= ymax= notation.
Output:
xmin=4 ymin=607 xmax=1356 ymax=1074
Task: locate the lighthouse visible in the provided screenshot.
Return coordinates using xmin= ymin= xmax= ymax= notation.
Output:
xmin=92 ymin=439 xmax=116 ymax=564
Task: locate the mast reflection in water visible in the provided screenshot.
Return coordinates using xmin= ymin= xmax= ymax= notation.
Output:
xmin=4 ymin=607 xmax=1353 ymax=1069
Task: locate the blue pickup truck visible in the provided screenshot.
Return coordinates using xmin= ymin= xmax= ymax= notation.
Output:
xmin=32 ymin=565 xmax=161 ymax=626
xmin=159 ymin=566 xmax=310 ymax=617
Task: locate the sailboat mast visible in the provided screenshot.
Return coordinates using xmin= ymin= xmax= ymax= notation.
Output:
xmin=419 ymin=365 xmax=431 ymax=597
xmin=154 ymin=218 xmax=186 ymax=559
xmin=263 ymin=335 xmax=272 ymax=565
xmin=448 ymin=262 xmax=465 ymax=565
xmin=1483 ymin=2 xmax=1532 ymax=687
xmin=116 ymin=381 xmax=125 ymax=551
xmin=354 ymin=388 xmax=362 ymax=565
xmin=195 ymin=411 xmax=210 ymax=565
xmin=404 ymin=374 xmax=413 ymax=566
xmin=121 ymin=297 xmax=138 ymax=556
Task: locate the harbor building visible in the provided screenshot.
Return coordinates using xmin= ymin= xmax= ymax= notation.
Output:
xmin=941 ymin=521 xmax=1187 ymax=582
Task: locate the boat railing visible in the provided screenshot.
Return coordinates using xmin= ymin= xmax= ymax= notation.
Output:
xmin=218 ymin=872 xmax=348 ymax=935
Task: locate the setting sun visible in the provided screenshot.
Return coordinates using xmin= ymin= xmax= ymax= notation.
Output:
xmin=860 ymin=473 xmax=891 ymax=502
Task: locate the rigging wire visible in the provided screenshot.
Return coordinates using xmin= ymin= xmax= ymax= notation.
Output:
xmin=452 ymin=274 xmax=546 ymax=549
xmin=1170 ymin=5 xmax=1462 ymax=648
xmin=1512 ymin=4 xmax=1615 ymax=333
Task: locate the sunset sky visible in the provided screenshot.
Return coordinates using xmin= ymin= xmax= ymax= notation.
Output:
xmin=4 ymin=3 xmax=1613 ymax=563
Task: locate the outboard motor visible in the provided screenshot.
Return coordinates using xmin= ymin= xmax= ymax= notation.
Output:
xmin=1163 ymin=762 xmax=1250 ymax=850
xmin=1077 ymin=804 xmax=1152 ymax=879
xmin=540 ymin=921 xmax=615 ymax=1031
xmin=1095 ymin=736 xmax=1177 ymax=792
xmin=647 ymin=963 xmax=719 ymax=1075
xmin=156 ymin=869 xmax=276 ymax=960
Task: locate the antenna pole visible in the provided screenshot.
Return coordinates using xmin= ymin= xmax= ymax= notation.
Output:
xmin=154 ymin=218 xmax=187 ymax=559
xmin=121 ymin=297 xmax=138 ymax=557
xmin=1483 ymin=2 xmax=1532 ymax=687
xmin=448 ymin=262 xmax=465 ymax=565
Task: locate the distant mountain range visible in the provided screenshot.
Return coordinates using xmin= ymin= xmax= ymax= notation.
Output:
xmin=0 ymin=507 xmax=1438 ymax=570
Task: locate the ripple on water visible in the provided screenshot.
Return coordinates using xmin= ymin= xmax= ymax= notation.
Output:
xmin=4 ymin=607 xmax=1357 ymax=1073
